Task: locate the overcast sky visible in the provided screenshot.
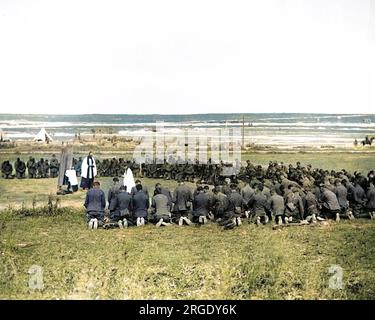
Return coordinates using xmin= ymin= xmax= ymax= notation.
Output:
xmin=0 ymin=0 xmax=374 ymax=115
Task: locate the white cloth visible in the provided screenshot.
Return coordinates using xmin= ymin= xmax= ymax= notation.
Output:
xmin=65 ymin=169 xmax=78 ymax=186
xmin=123 ymin=168 xmax=136 ymax=192
xmin=81 ymin=156 xmax=97 ymax=179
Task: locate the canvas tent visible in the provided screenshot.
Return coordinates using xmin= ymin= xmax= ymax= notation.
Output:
xmin=0 ymin=129 xmax=10 ymax=142
xmin=34 ymin=128 xmax=53 ymax=143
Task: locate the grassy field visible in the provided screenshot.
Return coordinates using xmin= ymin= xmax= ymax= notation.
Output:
xmin=0 ymin=150 xmax=375 ymax=300
xmin=1 ymin=209 xmax=375 ymax=300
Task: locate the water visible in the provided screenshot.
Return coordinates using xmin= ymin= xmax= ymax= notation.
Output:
xmin=1 ymin=113 xmax=374 ymax=147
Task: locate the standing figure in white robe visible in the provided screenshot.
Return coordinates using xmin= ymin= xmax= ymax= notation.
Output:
xmin=123 ymin=167 xmax=136 ymax=193
xmin=80 ymin=152 xmax=97 ymax=190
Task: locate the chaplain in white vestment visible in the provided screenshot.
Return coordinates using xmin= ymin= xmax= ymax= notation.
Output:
xmin=80 ymin=152 xmax=97 ymax=189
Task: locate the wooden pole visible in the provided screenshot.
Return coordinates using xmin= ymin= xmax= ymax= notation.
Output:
xmin=242 ymin=115 xmax=245 ymax=149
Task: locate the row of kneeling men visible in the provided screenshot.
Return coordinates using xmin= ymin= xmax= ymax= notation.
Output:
xmin=84 ymin=177 xmax=375 ymax=230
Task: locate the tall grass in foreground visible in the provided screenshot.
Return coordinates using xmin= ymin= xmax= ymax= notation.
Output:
xmin=1 ymin=204 xmax=375 ymax=300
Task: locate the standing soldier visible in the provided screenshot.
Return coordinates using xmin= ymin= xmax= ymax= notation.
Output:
xmin=75 ymin=157 xmax=82 ymax=177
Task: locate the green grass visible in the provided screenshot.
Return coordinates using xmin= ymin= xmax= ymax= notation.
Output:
xmin=0 ymin=177 xmax=195 ymax=210
xmin=1 ymin=210 xmax=375 ymax=299
xmin=1 ymin=151 xmax=375 ymax=300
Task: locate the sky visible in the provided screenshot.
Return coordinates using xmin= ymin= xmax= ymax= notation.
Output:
xmin=0 ymin=0 xmax=374 ymax=115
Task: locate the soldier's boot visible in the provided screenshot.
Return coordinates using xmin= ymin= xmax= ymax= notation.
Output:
xmin=136 ymin=217 xmax=141 ymax=227
xmin=256 ymin=216 xmax=261 ymax=226
xmin=178 ymin=217 xmax=184 ymax=226
xmin=312 ymin=214 xmax=317 ymax=223
xmin=278 ymin=216 xmax=283 ymax=225
xmin=141 ymin=217 xmax=146 ymax=226
xmin=347 ymin=210 xmax=355 ymax=220
xmin=88 ymin=219 xmax=94 ymax=229
xmin=156 ymin=218 xmax=164 ymax=228
xmin=284 ymin=217 xmax=289 ymax=224
xmin=236 ymin=217 xmax=242 ymax=226
xmin=123 ymin=219 xmax=128 ymax=228
xmin=93 ymin=218 xmax=98 ymax=230
xmin=118 ymin=220 xmax=123 ymax=229
xmin=223 ymin=221 xmax=236 ymax=230
xmin=183 ymin=217 xmax=193 ymax=226
xmin=244 ymin=211 xmax=249 ymax=219
xmin=198 ymin=216 xmax=207 ymax=225
xmin=264 ymin=216 xmax=269 ymax=224
xmin=336 ymin=212 xmax=340 ymax=222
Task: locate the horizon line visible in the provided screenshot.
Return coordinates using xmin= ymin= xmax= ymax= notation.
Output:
xmin=0 ymin=112 xmax=374 ymax=116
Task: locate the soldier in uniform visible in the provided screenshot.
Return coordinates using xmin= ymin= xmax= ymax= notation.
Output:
xmin=228 ymin=184 xmax=246 ymax=225
xmin=27 ymin=156 xmax=37 ymax=178
xmin=15 ymin=158 xmax=26 ymax=179
xmin=151 ymin=186 xmax=172 ymax=227
xmin=184 ymin=161 xmax=195 ymax=182
xmin=1 ymin=160 xmax=13 ymax=179
xmin=192 ymin=186 xmax=210 ymax=225
xmin=164 ymin=159 xmax=173 ymax=180
xmin=130 ymin=160 xmax=140 ymax=178
xmin=49 ymin=154 xmax=60 ymax=178
xmin=108 ymin=177 xmax=121 ymax=207
xmin=74 ymin=157 xmax=82 ymax=177
xmin=172 ymin=179 xmax=193 ymax=225
xmin=43 ymin=159 xmax=50 ymax=178
xmin=37 ymin=158 xmax=44 ymax=178
xmin=247 ymin=184 xmax=270 ymax=225
xmin=107 ymin=185 xmax=133 ymax=228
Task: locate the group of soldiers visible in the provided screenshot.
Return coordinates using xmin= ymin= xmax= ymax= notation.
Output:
xmin=96 ymin=157 xmax=241 ymax=185
xmin=1 ymin=155 xmax=61 ymax=179
xmin=1 ymin=155 xmax=240 ymax=185
xmin=84 ymin=160 xmax=375 ymax=230
xmin=2 ymin=154 xmax=375 ymax=230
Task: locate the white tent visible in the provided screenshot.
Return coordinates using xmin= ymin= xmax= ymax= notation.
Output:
xmin=0 ymin=129 xmax=9 ymax=142
xmin=34 ymin=128 xmax=53 ymax=142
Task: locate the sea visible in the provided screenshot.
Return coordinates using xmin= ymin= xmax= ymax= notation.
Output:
xmin=0 ymin=113 xmax=374 ymax=148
